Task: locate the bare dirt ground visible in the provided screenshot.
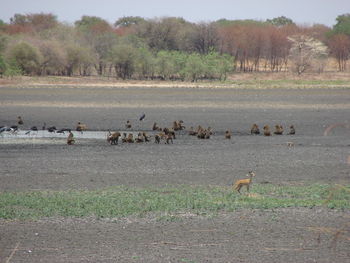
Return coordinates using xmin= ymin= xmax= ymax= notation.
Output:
xmin=0 ymin=77 xmax=349 ymax=262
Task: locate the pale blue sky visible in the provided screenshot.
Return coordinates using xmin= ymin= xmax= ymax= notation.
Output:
xmin=0 ymin=0 xmax=349 ymax=27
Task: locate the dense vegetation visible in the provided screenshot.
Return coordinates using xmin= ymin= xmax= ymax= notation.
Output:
xmin=0 ymin=13 xmax=349 ymax=80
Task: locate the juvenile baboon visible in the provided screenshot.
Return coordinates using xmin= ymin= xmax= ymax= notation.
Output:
xmin=76 ymin=122 xmax=87 ymax=132
xmin=289 ymin=125 xmax=295 ymax=135
xmin=225 ymin=130 xmax=232 ymax=139
xmin=274 ymin=125 xmax=284 ymax=135
xmin=125 ymin=120 xmax=132 ymax=129
xmin=67 ymin=131 xmax=75 ymax=145
xmin=263 ymin=125 xmax=271 ymax=136
xmin=233 ymin=171 xmax=256 ymax=194
xmin=251 ymin=124 xmax=260 ymax=135
xmin=17 ymin=116 xmax=23 ymax=125
xmin=107 ymin=131 xmax=121 ymax=145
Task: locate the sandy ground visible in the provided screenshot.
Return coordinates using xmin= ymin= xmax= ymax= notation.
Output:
xmin=0 ymin=81 xmax=349 ymax=262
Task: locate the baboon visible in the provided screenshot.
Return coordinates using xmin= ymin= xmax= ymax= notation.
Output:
xmin=233 ymin=171 xmax=256 ymax=194
xmin=143 ymin=132 xmax=150 ymax=142
xmin=67 ymin=131 xmax=75 ymax=145
xmin=225 ymin=130 xmax=232 ymax=139
xmin=166 ymin=133 xmax=173 ymax=144
xmin=188 ymin=126 xmax=197 ymax=136
xmin=121 ymin=133 xmax=127 ymax=143
xmin=135 ymin=132 xmax=144 ymax=143
xmin=251 ymin=124 xmax=260 ymax=135
xmin=76 ymin=122 xmax=87 ymax=132
xmin=274 ymin=125 xmax=284 ymax=135
xmin=173 ymin=120 xmax=185 ymax=131
xmin=289 ymin=125 xmax=295 ymax=135
xmin=126 ymin=133 xmax=134 ymax=143
xmin=263 ymin=125 xmax=271 ymax=136
xmin=125 ymin=120 xmax=132 ymax=129
xmin=107 ymin=131 xmax=121 ymax=145
xmin=152 ymin=122 xmax=161 ymax=131
xmin=17 ymin=116 xmax=23 ymax=125
xmin=154 ymin=134 xmax=161 ymax=144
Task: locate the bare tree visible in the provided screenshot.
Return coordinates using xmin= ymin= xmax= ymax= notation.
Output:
xmin=288 ymin=35 xmax=328 ymax=74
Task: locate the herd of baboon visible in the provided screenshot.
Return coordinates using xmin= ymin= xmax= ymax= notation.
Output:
xmin=0 ymin=116 xmax=295 ymax=147
xmin=105 ymin=120 xmax=295 ymax=145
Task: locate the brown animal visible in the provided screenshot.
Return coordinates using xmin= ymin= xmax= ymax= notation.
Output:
xmin=188 ymin=126 xmax=197 ymax=136
xmin=154 ymin=134 xmax=161 ymax=144
xmin=263 ymin=125 xmax=271 ymax=136
xmin=173 ymin=120 xmax=185 ymax=131
xmin=288 ymin=125 xmax=295 ymax=135
xmin=107 ymin=131 xmax=121 ymax=145
xmin=166 ymin=133 xmax=173 ymax=144
xmin=251 ymin=124 xmax=260 ymax=135
xmin=274 ymin=125 xmax=284 ymax=135
xmin=142 ymin=132 xmax=150 ymax=142
xmin=225 ymin=130 xmax=232 ymax=139
xmin=233 ymin=171 xmax=256 ymax=194
xmin=67 ymin=131 xmax=75 ymax=145
xmin=135 ymin=132 xmax=144 ymax=143
xmin=76 ymin=122 xmax=87 ymax=132
xmin=17 ymin=116 xmax=24 ymax=125
xmin=126 ymin=133 xmax=134 ymax=143
xmin=152 ymin=122 xmax=161 ymax=131
xmin=125 ymin=120 xmax=132 ymax=129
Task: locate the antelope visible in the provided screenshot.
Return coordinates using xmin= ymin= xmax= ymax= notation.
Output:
xmin=233 ymin=171 xmax=256 ymax=194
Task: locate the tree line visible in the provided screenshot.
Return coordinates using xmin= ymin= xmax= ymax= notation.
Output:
xmin=0 ymin=13 xmax=349 ymax=79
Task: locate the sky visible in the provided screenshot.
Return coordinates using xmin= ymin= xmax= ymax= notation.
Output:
xmin=0 ymin=0 xmax=349 ymax=27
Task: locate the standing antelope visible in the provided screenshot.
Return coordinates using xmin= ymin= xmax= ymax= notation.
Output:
xmin=233 ymin=171 xmax=256 ymax=194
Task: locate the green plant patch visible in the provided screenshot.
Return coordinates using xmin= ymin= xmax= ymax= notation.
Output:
xmin=0 ymin=184 xmax=348 ymax=220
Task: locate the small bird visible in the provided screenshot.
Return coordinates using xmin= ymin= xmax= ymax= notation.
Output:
xmin=139 ymin=113 xmax=146 ymax=121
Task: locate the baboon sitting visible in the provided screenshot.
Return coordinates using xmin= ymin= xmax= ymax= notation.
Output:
xmin=251 ymin=124 xmax=260 ymax=135
xmin=263 ymin=125 xmax=271 ymax=136
xmin=121 ymin=133 xmax=128 ymax=143
xmin=17 ymin=116 xmax=24 ymax=125
xmin=67 ymin=131 xmax=75 ymax=145
xmin=143 ymin=132 xmax=150 ymax=142
xmin=225 ymin=130 xmax=232 ymax=139
xmin=274 ymin=125 xmax=284 ymax=135
xmin=126 ymin=133 xmax=134 ymax=143
xmin=135 ymin=132 xmax=144 ymax=143
xmin=289 ymin=125 xmax=295 ymax=135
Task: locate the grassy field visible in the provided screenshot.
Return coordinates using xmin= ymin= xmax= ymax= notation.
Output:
xmin=1 ymin=184 xmax=349 ymax=220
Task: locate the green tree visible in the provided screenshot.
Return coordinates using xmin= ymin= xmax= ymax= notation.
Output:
xmin=266 ymin=16 xmax=295 ymax=27
xmin=7 ymin=41 xmax=42 ymax=75
xmin=114 ymin=16 xmax=145 ymax=27
xmin=332 ymin=14 xmax=350 ymax=36
xmin=110 ymin=44 xmax=138 ymax=79
xmin=183 ymin=53 xmax=204 ymax=82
